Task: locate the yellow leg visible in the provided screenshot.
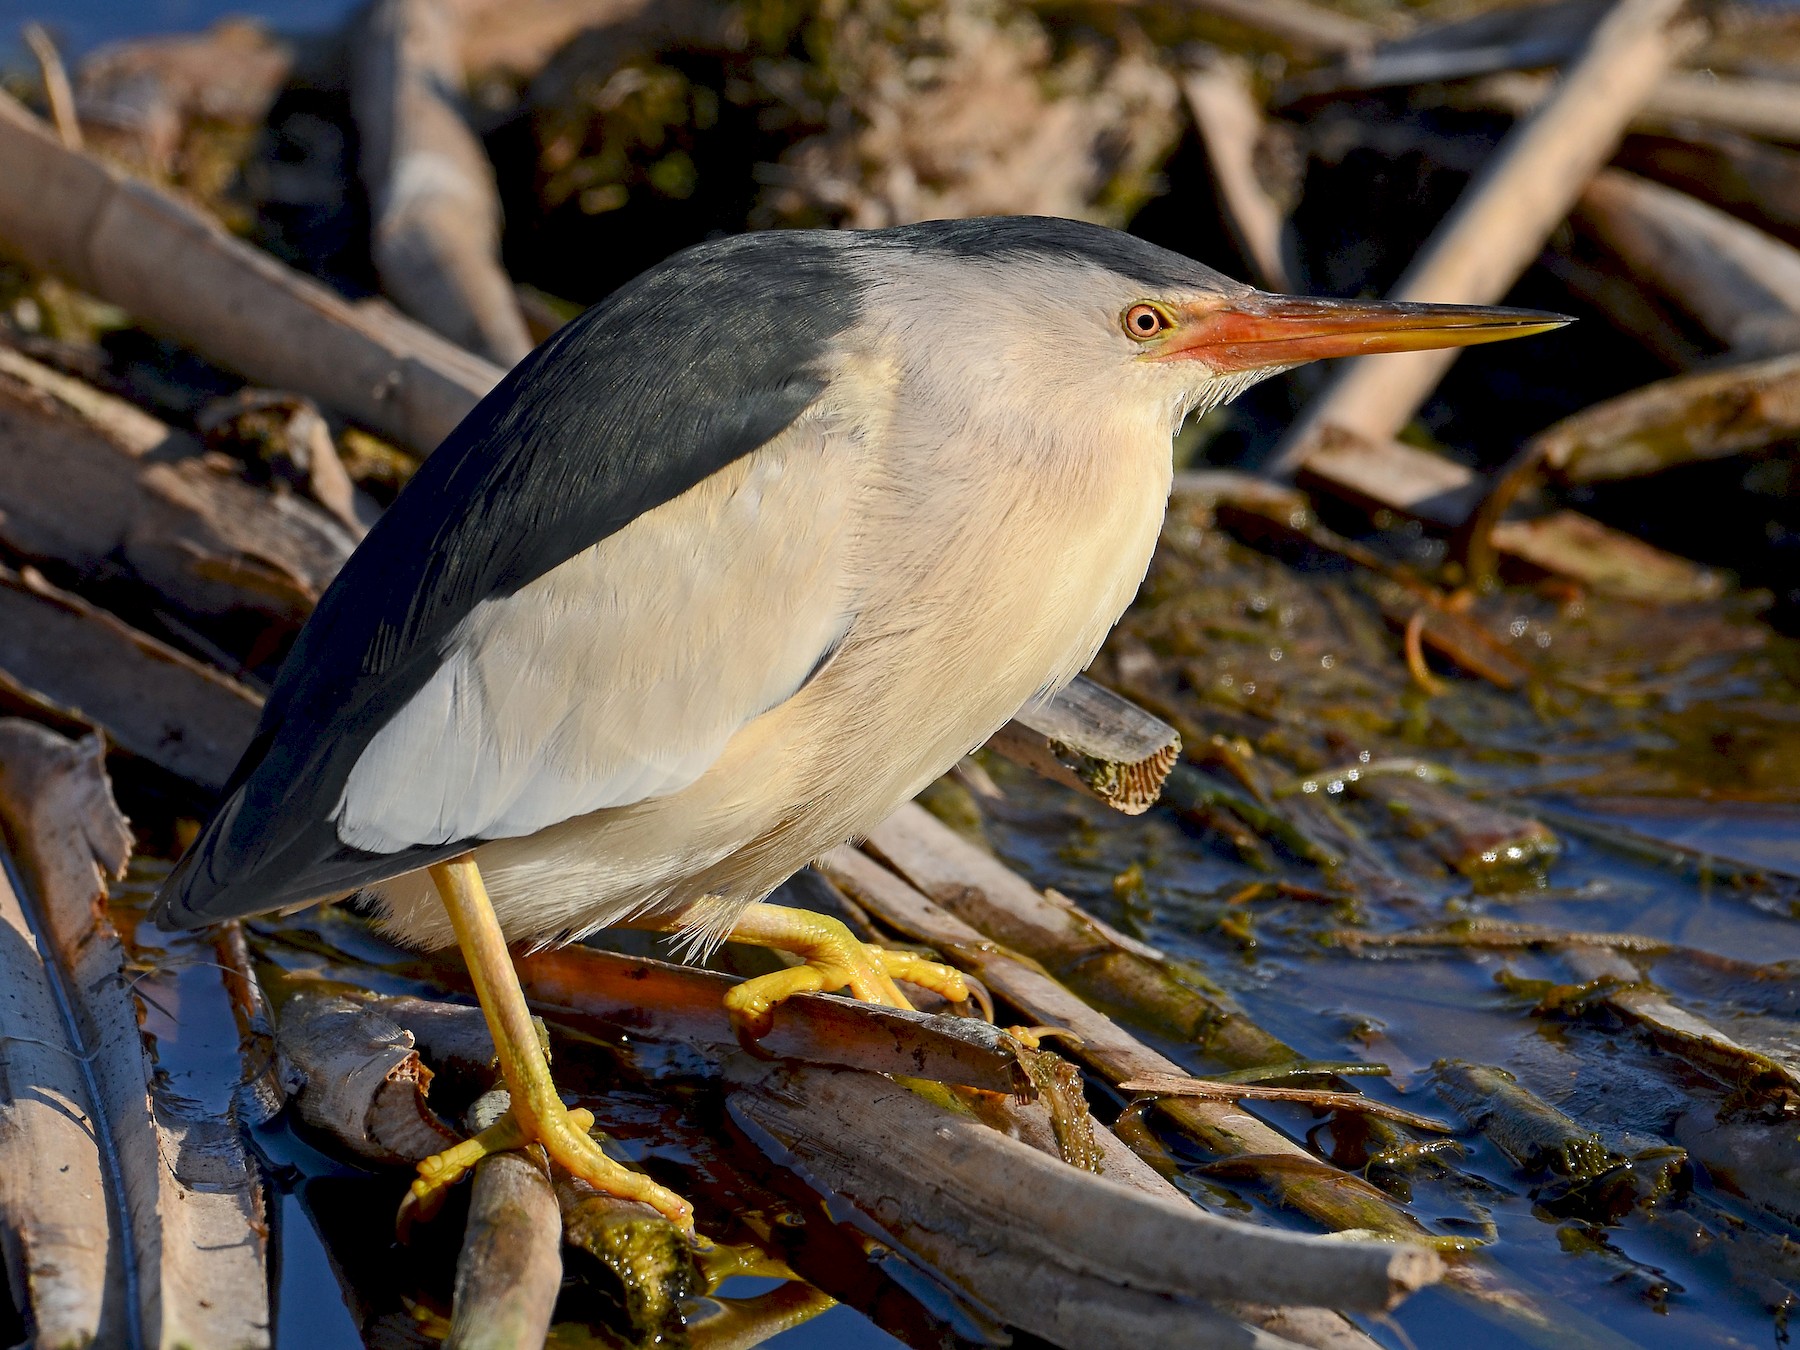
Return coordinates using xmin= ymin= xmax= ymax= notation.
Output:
xmin=716 ymin=903 xmax=973 ymax=1035
xmin=409 ymin=856 xmax=695 ymax=1232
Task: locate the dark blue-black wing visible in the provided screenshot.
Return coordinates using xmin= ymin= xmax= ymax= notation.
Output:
xmin=153 ymin=229 xmax=859 ymax=929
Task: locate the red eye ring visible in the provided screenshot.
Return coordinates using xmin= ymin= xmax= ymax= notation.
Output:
xmin=1123 ymin=303 xmax=1172 ymax=341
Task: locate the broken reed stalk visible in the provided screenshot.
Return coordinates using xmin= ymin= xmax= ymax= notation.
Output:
xmin=986 ymin=674 xmax=1182 ymax=815
xmin=0 ymin=344 xmax=355 ymax=627
xmin=818 ymin=844 xmax=1441 ymax=1243
xmin=0 ymin=90 xmax=499 ymax=456
xmin=0 ymin=719 xmax=270 ymax=1349
xmin=728 ymin=1064 xmax=1442 ymax=1323
xmin=353 ymin=0 xmax=534 ymax=366
xmin=868 ymin=802 xmax=1298 ymax=1067
xmin=447 ymin=1090 xmax=562 ymax=1350
xmin=1525 ymin=350 xmax=1800 ymax=483
xmin=1266 ymin=0 xmax=1695 ymax=477
xmin=276 ymin=988 xmax=461 ymax=1165
xmin=1574 ymin=170 xmax=1800 ymax=356
xmin=1117 ymin=1073 xmax=1453 ymax=1133
xmin=1181 ymin=55 xmax=1293 ymax=292
xmin=214 ymin=919 xmax=287 ymax=1125
xmin=1560 ymin=945 xmax=1800 ymax=1099
xmin=0 ymin=564 xmax=265 ymax=791
xmin=513 ymin=943 xmax=1031 ymax=1094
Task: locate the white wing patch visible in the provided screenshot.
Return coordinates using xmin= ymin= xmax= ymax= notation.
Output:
xmin=333 ymin=418 xmax=854 ymax=854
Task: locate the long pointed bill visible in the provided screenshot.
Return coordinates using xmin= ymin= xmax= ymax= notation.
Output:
xmin=1158 ymin=294 xmax=1572 ymax=372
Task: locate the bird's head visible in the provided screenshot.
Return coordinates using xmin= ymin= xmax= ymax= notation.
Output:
xmin=859 ymin=216 xmax=1569 ymax=436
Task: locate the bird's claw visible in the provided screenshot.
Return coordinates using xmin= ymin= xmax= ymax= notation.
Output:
xmin=400 ymin=1102 xmax=695 ymax=1237
xmin=719 ymin=904 xmax=975 ymax=1036
xmin=872 ymin=947 xmax=976 ymax=1011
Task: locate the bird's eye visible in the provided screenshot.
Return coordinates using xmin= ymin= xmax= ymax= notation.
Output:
xmin=1123 ymin=303 xmax=1173 ymax=341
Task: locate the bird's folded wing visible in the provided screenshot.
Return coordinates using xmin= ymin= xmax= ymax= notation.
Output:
xmin=334 ymin=419 xmax=854 ymax=854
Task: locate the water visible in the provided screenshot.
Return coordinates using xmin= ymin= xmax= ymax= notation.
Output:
xmin=983 ymin=780 xmax=1800 ymax=1348
xmin=963 ymin=511 xmax=1800 ymax=1350
xmin=0 ymin=0 xmax=358 ymax=62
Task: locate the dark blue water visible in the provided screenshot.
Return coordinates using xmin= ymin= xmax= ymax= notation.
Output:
xmin=0 ymin=0 xmax=358 ymax=62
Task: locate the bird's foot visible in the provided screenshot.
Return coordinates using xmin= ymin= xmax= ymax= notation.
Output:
xmin=405 ymin=1099 xmax=694 ymax=1233
xmin=413 ymin=854 xmax=697 ymax=1238
xmin=719 ymin=902 xmax=973 ymax=1036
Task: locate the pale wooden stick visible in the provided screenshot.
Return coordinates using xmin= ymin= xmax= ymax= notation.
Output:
xmin=1634 ymin=71 xmax=1800 ymax=146
xmin=0 ymin=720 xmax=270 ymax=1349
xmin=730 ymin=1063 xmax=1442 ymax=1320
xmin=447 ymin=1090 xmax=562 ymax=1350
xmin=0 ymin=90 xmax=500 ymax=456
xmin=353 ymin=0 xmax=534 ymax=366
xmin=21 ymin=23 xmax=81 ymax=151
xmin=988 ymin=675 xmax=1181 ymax=815
xmin=1117 ymin=1073 xmax=1454 ymax=1133
xmin=1266 ymin=0 xmax=1696 ymax=477
xmin=1455 ymin=68 xmax=1800 ymax=147
xmin=1183 ymin=55 xmax=1293 ymax=291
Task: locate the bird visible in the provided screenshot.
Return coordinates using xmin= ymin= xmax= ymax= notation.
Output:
xmin=153 ymin=215 xmax=1565 ymax=1229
